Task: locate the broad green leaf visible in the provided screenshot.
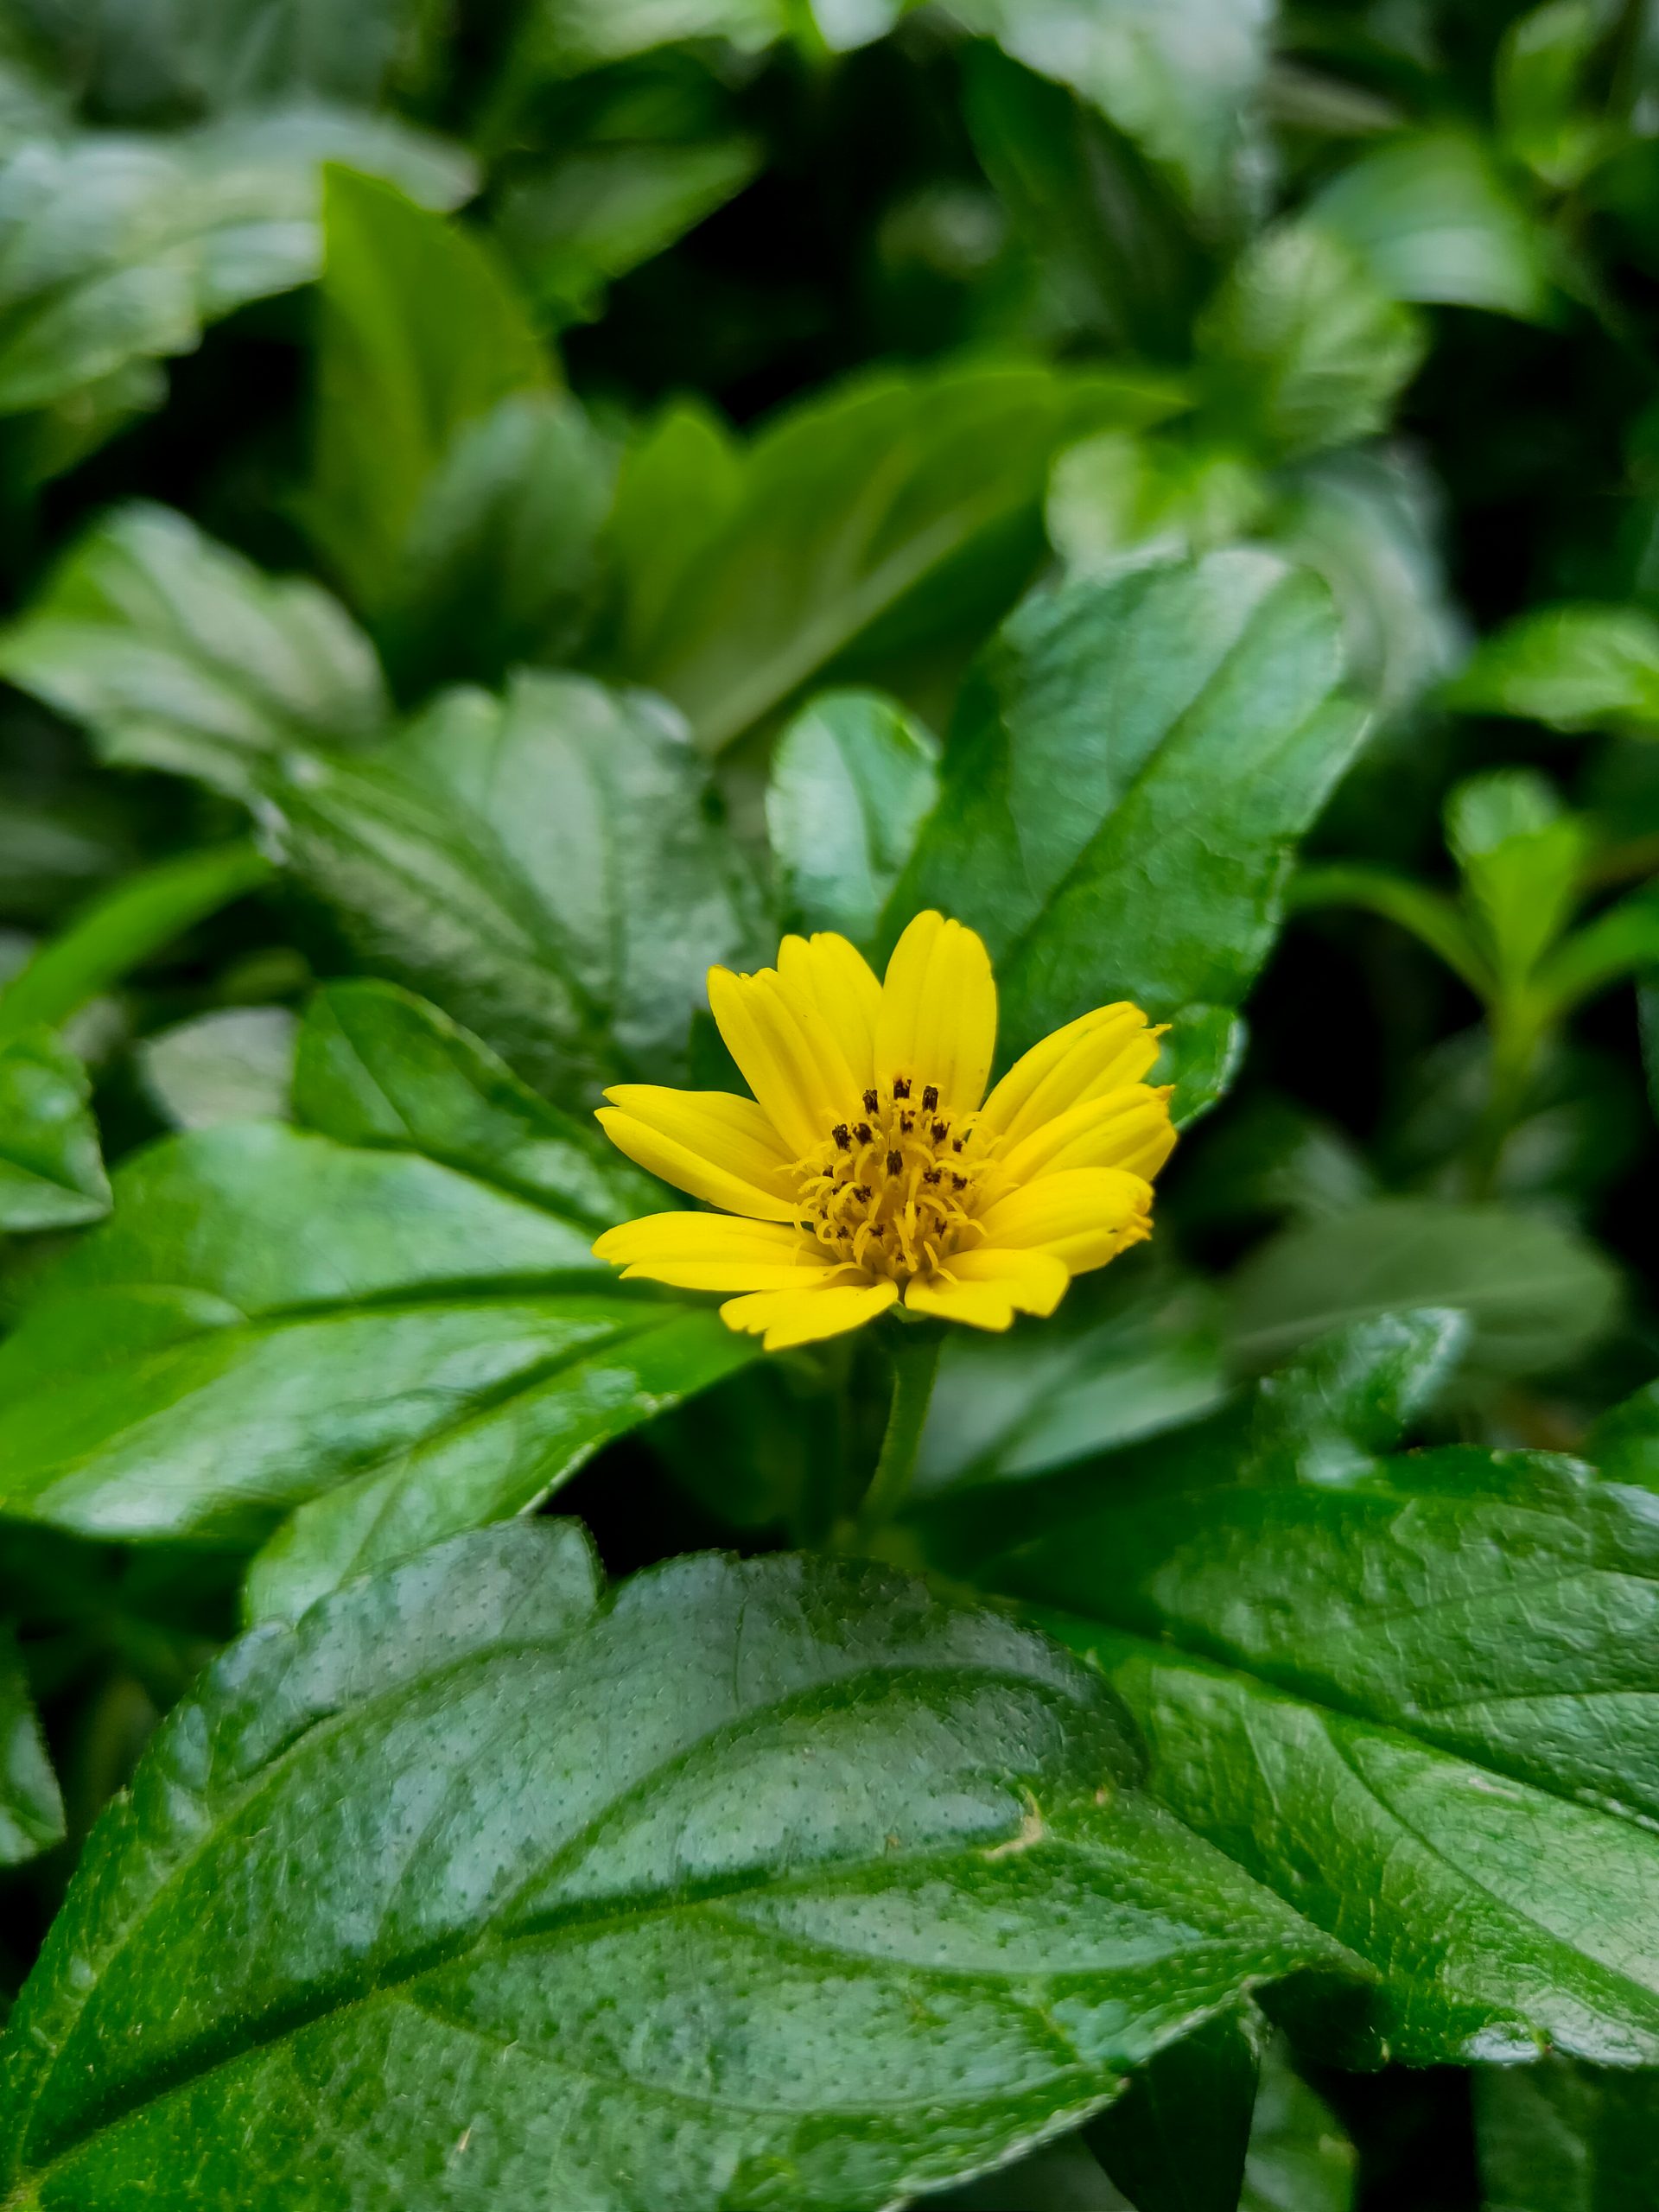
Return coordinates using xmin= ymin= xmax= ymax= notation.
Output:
xmin=1476 ymin=2055 xmax=1659 ymax=2211
xmin=0 ymin=1524 xmax=1336 ymax=2211
xmin=967 ymin=1440 xmax=1659 ymax=2065
xmin=946 ymin=0 xmax=1274 ymax=210
xmin=887 ymin=552 xmax=1368 ymax=1076
xmin=605 ymin=397 xmax=745 ymax=664
xmin=1228 ymin=1198 xmax=1620 ymax=1376
xmin=766 ymin=689 xmax=939 ymax=944
xmin=0 ymin=504 xmax=390 ymax=794
xmin=0 ymin=988 xmax=749 ymax=1613
xmin=616 ymin=359 xmax=1180 ymax=750
xmin=1196 ymin=220 xmax=1425 ymax=463
xmin=1312 ymin=130 xmax=1554 ymax=321
xmin=496 ymin=137 xmax=762 ymax=323
xmin=137 ymin=1007 xmax=298 ymax=1131
xmin=1444 ymin=604 xmax=1659 ymax=734
xmin=0 ymin=108 xmax=473 ymax=416
xmin=0 ymin=1029 xmax=110 ymax=1232
xmin=1585 ymin=1370 xmax=1659 ymax=1489
xmin=1085 ymin=2009 xmax=1261 ymax=2212
xmin=11 ymin=0 xmax=429 ymax=118
xmin=302 ymin=168 xmax=552 ymax=615
xmin=0 ymin=842 xmax=273 ymax=1040
xmin=0 ymin=1625 xmax=62 ymax=1868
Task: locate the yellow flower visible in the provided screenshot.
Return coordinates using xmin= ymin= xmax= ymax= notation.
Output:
xmin=592 ymin=911 xmax=1176 ymax=1351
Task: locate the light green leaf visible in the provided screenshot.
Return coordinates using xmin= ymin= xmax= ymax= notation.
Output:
xmin=514 ymin=0 xmax=786 ymax=73
xmin=1444 ymin=603 xmax=1659 ymax=734
xmin=137 ymin=1007 xmax=298 ymax=1131
xmin=1048 ymin=430 xmax=1270 ymax=571
xmin=1196 ymin=219 xmax=1425 ymax=463
xmin=1228 ymin=1197 xmax=1620 ymax=1376
xmin=0 ymin=1625 xmax=62 ymax=1868
xmin=302 ymin=167 xmax=552 ymax=614
xmin=766 ymin=689 xmax=939 ymax=944
xmin=0 ymin=504 xmax=390 ymax=795
xmin=0 ymin=988 xmax=749 ymax=1606
xmin=0 ymin=107 xmax=473 ymax=416
xmin=1476 ymin=2055 xmax=1659 ymax=2211
xmin=1313 ymin=130 xmax=1554 ymax=321
xmin=1496 ymin=0 xmax=1617 ymax=189
xmin=0 ymin=1029 xmax=110 ymax=1232
xmin=617 ymin=359 xmax=1179 ymax=750
xmin=1446 ymin=768 xmax=1587 ymax=986
xmin=888 ymin=552 xmax=1368 ymax=1077
xmin=971 ymin=1440 xmax=1659 ymax=2065
xmin=0 ymin=1524 xmax=1336 ymax=2211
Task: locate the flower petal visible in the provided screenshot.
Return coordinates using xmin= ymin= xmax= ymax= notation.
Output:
xmin=597 ymin=1088 xmax=798 ymax=1222
xmin=708 ymin=932 xmax=880 ymax=1157
xmin=721 ymin=1280 xmax=898 ymax=1349
xmin=980 ymin=1004 xmax=1164 ymax=1145
xmin=875 ymin=911 xmax=997 ymax=1113
xmin=977 ymin=1167 xmax=1154 ymax=1274
xmin=997 ymin=1084 xmax=1176 ymax=1187
xmin=593 ymin=1213 xmax=837 ymax=1292
xmin=905 ymin=1248 xmax=1070 ymax=1331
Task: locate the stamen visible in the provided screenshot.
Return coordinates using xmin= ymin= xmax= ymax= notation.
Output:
xmin=893 ymin=1076 xmax=911 ymax=1100
xmin=862 ymin=1089 xmax=879 ymax=1114
xmin=951 ymin=1173 xmax=966 ymax=1190
xmin=791 ymin=1073 xmax=998 ymax=1286
xmin=855 ymin=1122 xmax=872 ymax=1144
xmin=931 ymin=1121 xmax=947 ymax=1142
xmin=886 ymin=1150 xmax=903 ymax=1176
xmin=922 ymin=1085 xmax=938 ymax=1113
xmin=833 ymin=1123 xmax=851 ymax=1150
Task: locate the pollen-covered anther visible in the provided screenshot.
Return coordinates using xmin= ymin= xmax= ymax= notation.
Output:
xmin=792 ymin=1075 xmax=992 ymax=1284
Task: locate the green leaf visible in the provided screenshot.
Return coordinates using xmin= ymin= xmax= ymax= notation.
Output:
xmin=1228 ymin=1197 xmax=1620 ymax=1376
xmin=0 ymin=1625 xmax=62 ymax=1868
xmin=1196 ymin=220 xmax=1425 ymax=463
xmin=1535 ymin=889 xmax=1659 ymax=1018
xmin=0 ymin=1029 xmax=111 ymax=1233
xmin=1084 ymin=2008 xmax=1262 ymax=2212
xmin=0 ymin=108 xmax=474 ymax=416
xmin=302 ymin=168 xmax=552 ymax=615
xmin=137 ymin=1007 xmax=298 ymax=1131
xmin=1476 ymin=2055 xmax=1659 ymax=2211
xmin=0 ymin=1524 xmax=1336 ymax=2211
xmin=887 ymin=552 xmax=1368 ymax=1071
xmin=973 ymin=1440 xmax=1659 ymax=2064
xmin=1446 ymin=768 xmax=1587 ymax=985
xmin=766 ymin=689 xmax=940 ymax=944
xmin=513 ymin=0 xmax=787 ymax=73
xmin=375 ymin=391 xmax=616 ymax=694
xmin=0 ymin=504 xmax=391 ymax=796
xmin=946 ymin=0 xmax=1274 ymax=210
xmin=1288 ymin=862 xmax=1490 ymax=994
xmin=495 ymin=137 xmax=762 ymax=324
xmin=616 ymin=359 xmax=1180 ymax=751
xmin=1313 ymin=130 xmax=1554 ymax=321
xmin=11 ymin=0 xmax=430 ymax=118
xmin=0 ymin=988 xmax=752 ymax=1615
xmin=1496 ymin=0 xmax=1617 ymax=189
xmin=1048 ymin=430 xmax=1270 ymax=569
xmin=0 ymin=842 xmax=274 ymax=1040
xmin=1444 ymin=604 xmax=1659 ymax=734
xmin=1240 ymin=2042 xmax=1356 ymax=2212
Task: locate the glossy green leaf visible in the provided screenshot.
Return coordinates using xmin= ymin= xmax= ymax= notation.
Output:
xmin=0 ymin=109 xmax=473 ymax=416
xmin=1196 ymin=219 xmax=1425 ymax=463
xmin=137 ymin=1007 xmax=298 ymax=1131
xmin=0 ymin=986 xmax=751 ymax=1615
xmin=0 ymin=1029 xmax=110 ymax=1232
xmin=975 ymin=1440 xmax=1659 ymax=2065
xmin=0 ymin=1625 xmax=63 ymax=1868
xmin=1228 ymin=1197 xmax=1619 ymax=1376
xmin=888 ymin=551 xmax=1368 ymax=1073
xmin=617 ymin=359 xmax=1179 ymax=750
xmin=0 ymin=1524 xmax=1336 ymax=2212
xmin=1476 ymin=2055 xmax=1659 ymax=2211
xmin=1444 ymin=604 xmax=1659 ymax=734
xmin=302 ymin=168 xmax=552 ymax=615
xmin=1313 ymin=130 xmax=1554 ymax=321
xmin=1085 ymin=2008 xmax=1261 ymax=2212
xmin=0 ymin=504 xmax=390 ymax=795
xmin=766 ymin=689 xmax=939 ymax=944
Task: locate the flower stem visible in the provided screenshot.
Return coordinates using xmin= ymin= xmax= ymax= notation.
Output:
xmin=855 ymin=1329 xmax=942 ymax=1540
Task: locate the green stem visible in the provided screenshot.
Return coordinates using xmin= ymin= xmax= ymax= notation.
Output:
xmin=1469 ymin=995 xmax=1546 ymax=1200
xmin=855 ymin=1330 xmax=942 ymax=1540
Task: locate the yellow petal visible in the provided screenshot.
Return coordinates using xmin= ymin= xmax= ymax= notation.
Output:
xmin=997 ymin=1084 xmax=1177 ymax=1186
xmin=721 ymin=1280 xmax=898 ymax=1349
xmin=980 ymin=1004 xmax=1164 ymax=1144
xmin=875 ymin=911 xmax=996 ymax=1113
xmin=977 ymin=1167 xmax=1154 ymax=1275
xmin=708 ymin=934 xmax=880 ymax=1157
xmin=593 ymin=1212 xmax=838 ymax=1292
xmin=597 ymin=1088 xmax=798 ymax=1222
xmin=905 ymin=1248 xmax=1070 ymax=1331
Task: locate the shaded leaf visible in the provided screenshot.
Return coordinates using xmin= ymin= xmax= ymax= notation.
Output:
xmin=1085 ymin=2008 xmax=1262 ymax=2212
xmin=1476 ymin=2055 xmax=1659 ymax=2211
xmin=0 ymin=1625 xmax=63 ymax=1868
xmin=0 ymin=1525 xmax=1336 ymax=2211
xmin=0 ymin=1028 xmax=110 ymax=1232
xmin=766 ymin=689 xmax=939 ymax=944
xmin=137 ymin=1007 xmax=298 ymax=1131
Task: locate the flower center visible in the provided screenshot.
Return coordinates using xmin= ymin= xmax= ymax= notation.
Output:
xmin=793 ymin=1076 xmax=992 ymax=1283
